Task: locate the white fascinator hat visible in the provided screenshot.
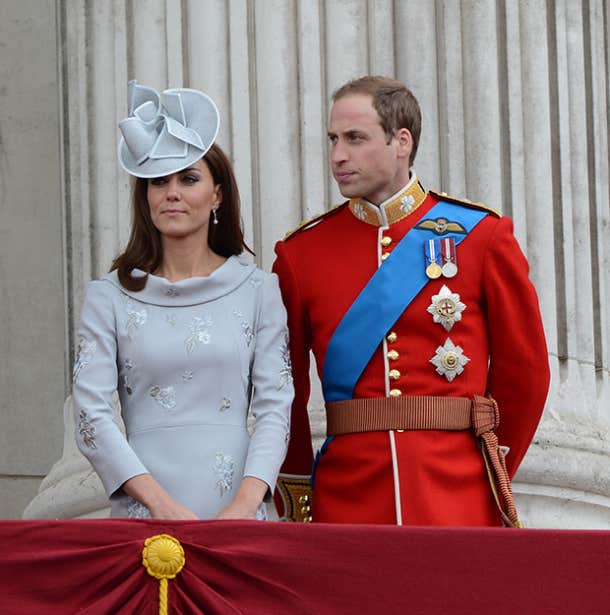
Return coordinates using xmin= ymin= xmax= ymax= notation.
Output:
xmin=118 ymin=80 xmax=220 ymax=178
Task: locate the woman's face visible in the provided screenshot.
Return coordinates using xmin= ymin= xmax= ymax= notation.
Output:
xmin=147 ymin=159 xmax=221 ymax=241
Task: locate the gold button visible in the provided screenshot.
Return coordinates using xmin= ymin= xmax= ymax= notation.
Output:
xmin=440 ymin=191 xmax=447 ymax=196
xmin=386 ymin=331 xmax=397 ymax=343
xmin=389 ymin=369 xmax=401 ymax=380
xmin=304 ymin=515 xmax=312 ymax=523
xmin=298 ymin=494 xmax=310 ymax=504
xmin=381 ymin=236 xmax=392 ymax=247
xmin=387 ymin=349 xmax=399 ymax=361
xmin=381 ymin=252 xmax=390 ymax=261
xmin=396 ymin=429 xmax=405 ymax=433
xmin=300 ymin=505 xmax=311 ymax=514
xmin=389 ymin=388 xmax=402 ymax=397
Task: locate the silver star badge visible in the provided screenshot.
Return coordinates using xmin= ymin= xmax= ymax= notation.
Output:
xmin=430 ymin=338 xmax=470 ymax=382
xmin=426 ymin=285 xmax=466 ymax=331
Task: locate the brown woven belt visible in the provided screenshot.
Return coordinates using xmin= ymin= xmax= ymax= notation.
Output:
xmin=325 ymin=395 xmax=520 ymax=528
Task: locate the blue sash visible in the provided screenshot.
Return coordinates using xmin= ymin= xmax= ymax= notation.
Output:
xmin=322 ymin=201 xmax=488 ymax=402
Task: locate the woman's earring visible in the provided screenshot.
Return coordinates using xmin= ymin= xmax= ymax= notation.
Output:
xmin=212 ymin=208 xmax=219 ymax=225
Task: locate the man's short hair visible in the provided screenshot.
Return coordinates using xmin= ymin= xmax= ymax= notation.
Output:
xmin=332 ymin=76 xmax=421 ymax=166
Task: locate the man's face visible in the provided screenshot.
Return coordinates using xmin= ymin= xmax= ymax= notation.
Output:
xmin=328 ymin=94 xmax=412 ymax=205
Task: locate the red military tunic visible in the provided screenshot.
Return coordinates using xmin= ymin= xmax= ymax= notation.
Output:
xmin=272 ymin=177 xmax=549 ymax=526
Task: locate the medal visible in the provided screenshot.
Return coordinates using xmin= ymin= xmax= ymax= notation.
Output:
xmin=425 ymin=239 xmax=443 ymax=279
xmin=426 ymin=263 xmax=442 ymax=279
xmin=427 ymin=284 xmax=466 ymax=331
xmin=442 ymin=262 xmax=457 ymax=278
xmin=440 ymin=238 xmax=458 ymax=278
xmin=429 ymin=338 xmax=470 ymax=382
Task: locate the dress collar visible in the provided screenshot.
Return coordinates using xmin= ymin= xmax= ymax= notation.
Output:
xmin=102 ymin=255 xmax=257 ymax=306
xmin=347 ymin=173 xmax=427 ymax=227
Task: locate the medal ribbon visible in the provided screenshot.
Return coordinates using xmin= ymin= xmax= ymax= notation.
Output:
xmin=322 ymin=200 xmax=488 ymax=402
xmin=425 ymin=240 xmax=439 ymax=265
xmin=443 ymin=238 xmax=454 ymax=261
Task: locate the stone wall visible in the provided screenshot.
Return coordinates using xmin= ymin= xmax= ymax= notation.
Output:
xmin=0 ymin=0 xmax=66 ymax=518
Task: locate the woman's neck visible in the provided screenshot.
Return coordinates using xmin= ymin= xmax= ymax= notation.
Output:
xmin=156 ymin=235 xmax=226 ymax=282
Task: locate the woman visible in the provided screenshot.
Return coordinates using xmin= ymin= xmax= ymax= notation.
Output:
xmin=73 ymin=81 xmax=292 ymax=520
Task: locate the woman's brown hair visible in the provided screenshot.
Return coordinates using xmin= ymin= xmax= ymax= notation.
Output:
xmin=111 ymin=143 xmax=252 ymax=291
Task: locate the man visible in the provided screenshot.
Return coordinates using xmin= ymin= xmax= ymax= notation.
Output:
xmin=273 ymin=76 xmax=549 ymax=526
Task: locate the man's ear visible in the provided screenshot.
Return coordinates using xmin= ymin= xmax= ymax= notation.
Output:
xmin=395 ymin=128 xmax=413 ymax=161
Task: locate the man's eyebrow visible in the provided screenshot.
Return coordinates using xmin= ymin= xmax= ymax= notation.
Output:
xmin=327 ymin=129 xmax=364 ymax=137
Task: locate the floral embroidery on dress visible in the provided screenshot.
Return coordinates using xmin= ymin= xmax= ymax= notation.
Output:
xmin=120 ymin=358 xmax=134 ymax=395
xmin=181 ymin=370 xmax=194 ymax=381
xmin=165 ymin=313 xmax=177 ymax=326
xmin=125 ymin=300 xmax=147 ymax=340
xmin=249 ymin=277 xmax=262 ymax=288
xmin=77 ymin=410 xmax=97 ymax=449
xmin=233 ymin=310 xmax=254 ymax=347
xmin=126 ymin=497 xmax=151 ymax=518
xmin=120 ymin=374 xmax=133 ymax=395
xmin=278 ymin=331 xmax=293 ymax=390
xmin=219 ymin=397 xmax=231 ymax=412
xmin=73 ymin=337 xmax=97 ymax=382
xmin=150 ymin=385 xmax=177 ymax=410
xmin=213 ymin=452 xmax=235 ymax=497
xmin=185 ymin=315 xmax=213 ymax=354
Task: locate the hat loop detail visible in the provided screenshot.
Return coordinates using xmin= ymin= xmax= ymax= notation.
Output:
xmin=118 ymin=80 xmax=220 ymax=178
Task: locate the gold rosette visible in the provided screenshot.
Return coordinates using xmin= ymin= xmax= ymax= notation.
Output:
xmin=142 ymin=534 xmax=185 ymax=615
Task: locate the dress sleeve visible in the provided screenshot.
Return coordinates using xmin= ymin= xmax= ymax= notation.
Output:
xmin=72 ymin=280 xmax=149 ymax=497
xmin=483 ymin=217 xmax=550 ymax=477
xmin=243 ymin=272 xmax=292 ymax=492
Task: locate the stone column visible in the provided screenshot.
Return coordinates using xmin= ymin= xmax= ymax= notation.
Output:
xmin=511 ymin=0 xmax=610 ymax=528
xmin=0 ymin=0 xmax=66 ymax=518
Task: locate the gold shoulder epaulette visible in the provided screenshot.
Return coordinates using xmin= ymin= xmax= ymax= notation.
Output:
xmin=283 ymin=202 xmax=348 ymax=240
xmin=429 ymin=189 xmax=501 ymax=218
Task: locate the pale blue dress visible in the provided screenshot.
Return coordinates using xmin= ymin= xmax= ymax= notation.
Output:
xmin=72 ymin=256 xmax=292 ymax=518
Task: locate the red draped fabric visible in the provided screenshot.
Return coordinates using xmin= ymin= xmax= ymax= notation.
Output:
xmin=2 ymin=520 xmax=609 ymax=614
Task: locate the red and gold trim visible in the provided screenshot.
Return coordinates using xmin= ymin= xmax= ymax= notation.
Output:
xmin=348 ymin=179 xmax=427 ymax=227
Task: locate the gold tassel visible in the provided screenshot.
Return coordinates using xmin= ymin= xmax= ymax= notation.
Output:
xmin=142 ymin=534 xmax=185 ymax=615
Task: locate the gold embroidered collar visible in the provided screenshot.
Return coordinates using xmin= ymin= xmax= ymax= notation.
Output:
xmin=348 ymin=178 xmax=427 ymax=227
